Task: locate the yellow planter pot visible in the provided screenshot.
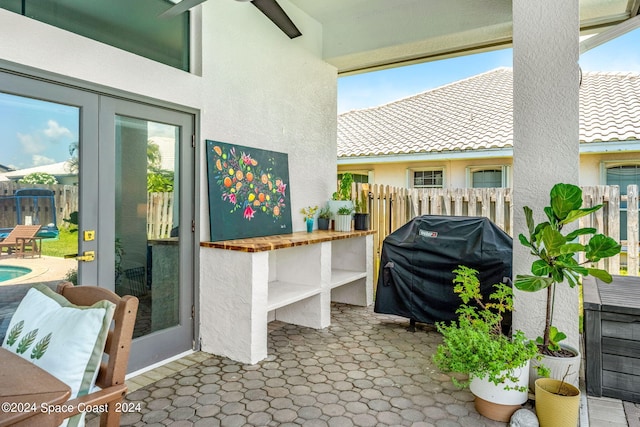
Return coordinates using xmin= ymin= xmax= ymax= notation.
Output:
xmin=534 ymin=378 xmax=581 ymax=427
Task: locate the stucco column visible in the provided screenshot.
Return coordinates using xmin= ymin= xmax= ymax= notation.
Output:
xmin=512 ymin=0 xmax=581 ymax=349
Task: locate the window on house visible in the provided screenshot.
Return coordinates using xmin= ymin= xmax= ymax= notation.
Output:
xmin=339 ymin=173 xmax=368 ymax=184
xmin=1 ymin=0 xmax=190 ymax=71
xmin=413 ymin=169 xmax=443 ymax=188
xmin=606 ymin=164 xmax=640 ymax=241
xmin=471 ymin=169 xmax=503 ymax=188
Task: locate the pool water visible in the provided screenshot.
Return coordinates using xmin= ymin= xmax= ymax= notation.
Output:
xmin=0 ymin=266 xmax=32 ymax=282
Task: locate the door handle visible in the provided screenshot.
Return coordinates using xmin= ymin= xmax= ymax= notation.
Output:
xmin=64 ymin=251 xmax=96 ymax=262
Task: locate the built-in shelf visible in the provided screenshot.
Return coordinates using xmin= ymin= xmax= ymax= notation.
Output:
xmin=199 ymin=230 xmax=374 ymax=364
xmin=268 ymin=281 xmax=321 ymax=311
xmin=331 ymin=269 xmax=367 ymax=289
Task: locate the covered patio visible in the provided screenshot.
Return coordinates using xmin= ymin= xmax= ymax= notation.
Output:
xmin=2 ymin=0 xmax=640 ymax=425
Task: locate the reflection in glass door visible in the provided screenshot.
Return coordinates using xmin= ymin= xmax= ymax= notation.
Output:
xmin=115 ymin=116 xmax=180 ymax=338
xmin=0 ymin=90 xmax=81 ymax=342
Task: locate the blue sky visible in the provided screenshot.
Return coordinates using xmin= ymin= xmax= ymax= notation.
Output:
xmin=0 ymin=93 xmax=79 ymax=170
xmin=338 ymin=29 xmax=640 ymax=113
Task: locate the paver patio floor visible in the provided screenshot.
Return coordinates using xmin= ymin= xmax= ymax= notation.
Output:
xmin=95 ymin=303 xmax=511 ymax=427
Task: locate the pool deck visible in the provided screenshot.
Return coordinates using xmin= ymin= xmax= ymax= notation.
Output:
xmin=0 ymin=255 xmax=76 ymax=285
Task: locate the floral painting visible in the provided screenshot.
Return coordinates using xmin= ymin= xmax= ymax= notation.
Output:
xmin=206 ymin=140 xmax=292 ymax=241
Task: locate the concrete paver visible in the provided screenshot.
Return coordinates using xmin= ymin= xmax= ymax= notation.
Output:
xmin=91 ymin=304 xmax=516 ymax=426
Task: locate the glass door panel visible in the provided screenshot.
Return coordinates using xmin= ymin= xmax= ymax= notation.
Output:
xmin=100 ymin=98 xmax=193 ymax=370
xmin=0 ymin=76 xmax=96 ymax=343
xmin=115 ymin=116 xmax=180 ymax=338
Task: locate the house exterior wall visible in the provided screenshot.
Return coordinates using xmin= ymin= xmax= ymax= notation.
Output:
xmin=339 ymin=157 xmax=513 ymax=188
xmin=0 ymin=1 xmax=337 ymax=366
xmin=339 ymin=151 xmax=640 ymax=189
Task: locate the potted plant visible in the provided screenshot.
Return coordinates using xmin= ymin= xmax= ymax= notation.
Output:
xmin=300 ymin=205 xmax=318 ymax=233
xmin=514 ymin=183 xmax=621 ymax=388
xmin=334 ymin=205 xmax=354 ymax=232
xmin=317 ymin=205 xmax=331 ymax=230
xmin=434 ymin=266 xmax=539 ymax=422
xmin=534 ymin=374 xmax=581 ymax=427
xmin=328 ymin=173 xmax=354 ymax=220
xmin=354 ymin=188 xmax=370 ymax=231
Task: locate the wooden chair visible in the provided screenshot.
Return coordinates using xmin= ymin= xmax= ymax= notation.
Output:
xmin=0 ymin=224 xmax=42 ymax=258
xmin=52 ymin=282 xmax=139 ymax=427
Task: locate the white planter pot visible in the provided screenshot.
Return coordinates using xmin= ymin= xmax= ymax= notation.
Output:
xmin=327 ymin=200 xmax=353 ymax=219
xmin=469 ymin=360 xmax=530 ymax=406
xmin=529 ymin=344 xmax=581 ymax=390
xmin=334 ymin=214 xmax=352 ymax=232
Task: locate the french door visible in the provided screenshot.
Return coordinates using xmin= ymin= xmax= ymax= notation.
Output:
xmin=0 ymin=70 xmax=195 ymax=371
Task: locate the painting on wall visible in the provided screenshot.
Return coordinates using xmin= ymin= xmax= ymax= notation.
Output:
xmin=206 ymin=140 xmax=292 ymax=241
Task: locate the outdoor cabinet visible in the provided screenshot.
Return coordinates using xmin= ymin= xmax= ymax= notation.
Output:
xmin=583 ymin=275 xmax=640 ymax=403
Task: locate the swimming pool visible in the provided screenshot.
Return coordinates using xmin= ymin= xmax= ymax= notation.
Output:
xmin=0 ymin=266 xmax=32 ymax=282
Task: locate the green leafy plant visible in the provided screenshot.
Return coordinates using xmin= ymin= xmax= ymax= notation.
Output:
xmin=434 ymin=266 xmax=539 ymax=390
xmin=332 ymin=173 xmax=353 ymax=201
xmin=337 ymin=205 xmax=354 ymax=215
xmin=64 ymin=268 xmax=78 ymax=286
xmin=318 ymin=206 xmax=331 ymax=220
xmin=514 ymin=183 xmax=621 ymax=355
xmin=147 ymin=170 xmax=174 ymax=192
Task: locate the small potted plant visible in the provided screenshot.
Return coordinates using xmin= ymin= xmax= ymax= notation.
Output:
xmin=317 ymin=205 xmax=331 ymax=230
xmin=434 ymin=266 xmax=540 ymax=422
xmin=354 ymin=188 xmax=370 ymax=231
xmin=514 ymin=183 xmax=621 ymax=389
xmin=328 ymin=173 xmax=354 ymax=220
xmin=300 ymin=205 xmax=318 ymax=232
xmin=534 ymin=371 xmax=581 ymax=427
xmin=334 ymin=205 xmax=354 ymax=232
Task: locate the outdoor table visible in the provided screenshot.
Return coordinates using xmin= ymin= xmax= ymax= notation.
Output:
xmin=0 ymin=347 xmax=71 ymax=427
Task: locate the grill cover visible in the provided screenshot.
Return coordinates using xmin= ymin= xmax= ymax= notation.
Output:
xmin=374 ymin=215 xmax=513 ymax=324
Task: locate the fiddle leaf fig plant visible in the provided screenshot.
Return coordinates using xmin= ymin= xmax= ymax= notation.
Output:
xmin=514 ymin=183 xmax=621 ymax=354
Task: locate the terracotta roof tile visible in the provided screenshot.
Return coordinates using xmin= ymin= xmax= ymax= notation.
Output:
xmin=337 ymin=68 xmax=640 ymax=158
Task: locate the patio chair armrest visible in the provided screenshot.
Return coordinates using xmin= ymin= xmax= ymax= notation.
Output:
xmin=52 ymin=384 xmax=128 ymax=423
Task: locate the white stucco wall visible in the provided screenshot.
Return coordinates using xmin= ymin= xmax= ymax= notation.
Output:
xmin=0 ymin=2 xmax=337 ymax=362
xmin=512 ymin=0 xmax=581 ymax=349
xmin=199 ymin=1 xmax=337 ymax=237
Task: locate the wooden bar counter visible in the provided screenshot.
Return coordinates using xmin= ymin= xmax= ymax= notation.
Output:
xmin=199 ymin=230 xmax=375 ymax=364
xmin=200 ymin=229 xmax=376 ymax=252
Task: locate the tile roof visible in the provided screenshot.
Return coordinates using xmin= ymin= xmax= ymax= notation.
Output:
xmin=337 ymin=67 xmax=640 ymax=158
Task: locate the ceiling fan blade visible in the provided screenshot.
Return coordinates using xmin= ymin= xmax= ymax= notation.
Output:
xmin=251 ymin=0 xmax=302 ymax=39
xmin=160 ymin=0 xmax=208 ymax=18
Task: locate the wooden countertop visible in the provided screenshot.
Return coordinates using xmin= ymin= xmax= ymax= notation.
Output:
xmin=201 ymin=230 xmax=376 ymax=252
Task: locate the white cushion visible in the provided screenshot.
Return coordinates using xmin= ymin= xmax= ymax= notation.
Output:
xmin=2 ymin=284 xmax=115 ymax=426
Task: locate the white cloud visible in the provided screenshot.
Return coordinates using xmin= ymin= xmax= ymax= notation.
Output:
xmin=44 ymin=120 xmax=73 ymax=140
xmin=148 ymin=122 xmax=177 ymax=138
xmin=17 ymin=132 xmax=45 ymax=155
xmin=32 ymin=155 xmax=56 ymax=166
